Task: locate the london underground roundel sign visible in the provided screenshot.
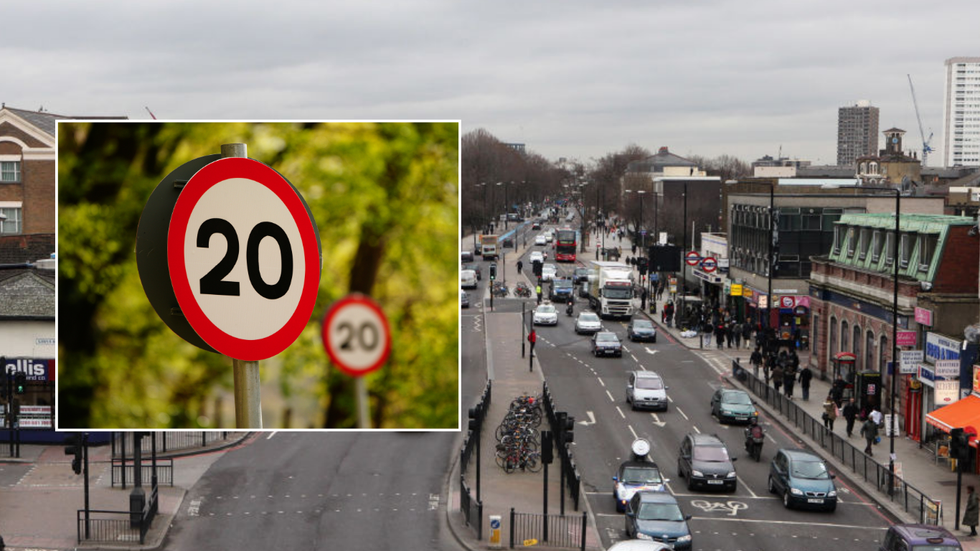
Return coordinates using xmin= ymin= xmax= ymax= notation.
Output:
xmin=167 ymin=157 xmax=322 ymax=361
xmin=322 ymin=294 xmax=392 ymax=377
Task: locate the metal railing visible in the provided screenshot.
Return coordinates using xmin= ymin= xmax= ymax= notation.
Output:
xmin=734 ymin=360 xmax=943 ymax=524
xmin=510 ymin=508 xmax=587 ymax=550
xmin=460 ymin=477 xmax=483 ymax=540
xmin=112 ymin=431 xmax=232 ymax=457
xmin=77 ymin=483 xmax=159 ymax=544
xmin=542 ymin=382 xmax=581 ymax=511
xmin=110 ymin=457 xmax=174 ymax=487
xmin=459 ymin=380 xmax=491 ymax=540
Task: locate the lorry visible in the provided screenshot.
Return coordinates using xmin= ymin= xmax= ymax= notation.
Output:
xmin=588 ymin=261 xmax=634 ymax=319
xmin=480 ymin=234 xmax=499 ymax=260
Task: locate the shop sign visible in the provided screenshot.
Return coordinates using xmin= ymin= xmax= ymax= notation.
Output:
xmin=915 ymin=307 xmax=933 ymax=326
xmin=974 ymin=365 xmax=980 ymax=394
xmin=2 ymin=358 xmax=54 ymax=382
xmin=897 ymin=331 xmax=917 ymax=347
xmin=900 ymin=350 xmax=924 ymax=374
xmin=925 ymin=333 xmax=961 ymax=363
xmin=936 ymin=380 xmax=960 ymax=405
xmin=779 ymin=296 xmax=795 ymax=309
xmin=743 ymin=288 xmax=754 ymax=299
xmin=935 ymin=359 xmax=961 ymax=379
xmin=759 ymin=295 xmax=768 ymax=309
xmin=730 ymin=284 xmax=743 ymax=297
xmin=918 ymin=364 xmax=936 ymax=387
xmin=794 ymin=306 xmax=807 ymax=315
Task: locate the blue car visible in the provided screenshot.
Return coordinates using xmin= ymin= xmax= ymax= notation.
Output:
xmin=768 ymin=448 xmax=838 ymax=512
xmin=625 ymin=491 xmax=692 ymax=550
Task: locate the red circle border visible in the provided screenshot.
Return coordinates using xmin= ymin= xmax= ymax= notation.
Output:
xmin=321 ymin=294 xmax=392 ymax=377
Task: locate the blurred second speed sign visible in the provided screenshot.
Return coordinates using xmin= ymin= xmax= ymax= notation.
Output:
xmin=322 ymin=294 xmax=392 ymax=377
xmin=167 ymin=157 xmax=322 ymax=361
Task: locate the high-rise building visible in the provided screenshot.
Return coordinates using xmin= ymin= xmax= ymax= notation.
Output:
xmin=943 ymin=57 xmax=980 ymax=167
xmin=837 ymin=101 xmax=880 ymax=167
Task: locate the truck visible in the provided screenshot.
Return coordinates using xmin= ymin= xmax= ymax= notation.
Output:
xmin=588 ymin=261 xmax=634 ymax=319
xmin=480 ymin=234 xmax=499 ymax=260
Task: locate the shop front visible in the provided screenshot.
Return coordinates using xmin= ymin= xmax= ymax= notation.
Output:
xmin=2 ymin=357 xmax=56 ymax=443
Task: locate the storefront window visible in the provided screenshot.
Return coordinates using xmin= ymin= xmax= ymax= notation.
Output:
xmin=841 ymin=320 xmax=849 ymax=352
xmin=829 ymin=317 xmax=837 ymax=357
xmin=853 ymin=325 xmax=862 ymax=371
xmin=866 ymin=330 xmax=875 ymax=373
xmin=879 ymin=335 xmax=888 ymax=375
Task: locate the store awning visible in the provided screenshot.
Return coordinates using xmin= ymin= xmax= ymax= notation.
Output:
xmin=925 ymin=395 xmax=980 ymax=434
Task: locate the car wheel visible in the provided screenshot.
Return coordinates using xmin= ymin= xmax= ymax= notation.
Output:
xmin=783 ymin=490 xmax=791 ymax=509
xmin=767 ymin=476 xmax=776 ymax=494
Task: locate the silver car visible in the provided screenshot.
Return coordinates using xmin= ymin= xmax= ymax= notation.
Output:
xmin=575 ymin=312 xmax=602 ymax=334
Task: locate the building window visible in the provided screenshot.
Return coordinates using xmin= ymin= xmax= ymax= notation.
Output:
xmin=841 ymin=320 xmax=849 ymax=353
xmin=830 ymin=316 xmax=838 ymax=356
xmin=879 ymin=335 xmax=888 ymax=375
xmin=866 ymin=330 xmax=875 ymax=376
xmin=884 ymin=231 xmax=895 ymax=266
xmin=917 ymin=233 xmax=936 ymax=272
xmin=853 ymin=325 xmax=862 ymax=371
xmin=900 ymin=233 xmax=912 ymax=269
xmin=846 ymin=227 xmax=857 ymax=257
xmin=0 ymin=161 xmax=20 ymax=183
xmin=858 ymin=228 xmax=870 ymax=260
xmin=0 ymin=207 xmax=22 ymax=234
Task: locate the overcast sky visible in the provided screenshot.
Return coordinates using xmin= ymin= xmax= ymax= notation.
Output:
xmin=6 ymin=0 xmax=978 ymax=166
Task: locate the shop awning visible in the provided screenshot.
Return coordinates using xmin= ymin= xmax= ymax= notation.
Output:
xmin=925 ymin=395 xmax=980 ymax=433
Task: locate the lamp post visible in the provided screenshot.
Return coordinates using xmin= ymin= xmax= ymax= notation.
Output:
xmin=681 ymin=184 xmax=687 ymax=318
xmin=497 ymin=181 xmax=510 ymax=231
xmin=767 ymin=184 xmax=775 ymax=336
xmin=888 ymin=188 xmax=900 ymax=497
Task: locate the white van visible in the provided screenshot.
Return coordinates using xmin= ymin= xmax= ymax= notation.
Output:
xmin=460 ymin=269 xmax=478 ymax=289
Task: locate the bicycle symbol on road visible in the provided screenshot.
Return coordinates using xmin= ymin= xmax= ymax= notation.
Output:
xmin=689 ymin=500 xmax=747 ymax=517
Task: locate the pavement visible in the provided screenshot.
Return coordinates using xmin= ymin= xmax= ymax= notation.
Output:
xmin=0 ymin=432 xmax=251 ymax=551
xmin=453 ymin=219 xmax=980 ymax=550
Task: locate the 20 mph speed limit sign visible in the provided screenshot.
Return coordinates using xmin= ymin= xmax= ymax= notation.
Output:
xmin=167 ymin=157 xmax=322 ymax=361
xmin=322 ymin=295 xmax=392 ymax=377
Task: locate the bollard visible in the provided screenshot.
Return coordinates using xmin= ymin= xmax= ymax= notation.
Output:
xmin=489 ymin=514 xmax=502 ymax=548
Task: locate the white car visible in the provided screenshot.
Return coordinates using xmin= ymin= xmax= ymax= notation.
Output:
xmin=626 ymin=371 xmax=668 ymax=411
xmin=535 ymin=235 xmax=547 ymax=246
xmin=541 ymin=263 xmax=558 ymax=281
xmin=533 ymin=303 xmax=559 ymax=326
xmin=460 ymin=269 xmax=478 ymax=289
xmin=529 ymin=251 xmax=544 ymax=264
xmin=575 ymin=311 xmax=602 ymax=334
xmin=545 ymin=232 xmax=554 ymax=243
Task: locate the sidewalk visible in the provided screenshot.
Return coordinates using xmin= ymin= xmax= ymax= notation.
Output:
xmin=0 ymin=432 xmax=250 ymax=550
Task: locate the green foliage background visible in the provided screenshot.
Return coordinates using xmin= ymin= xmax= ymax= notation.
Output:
xmin=58 ymin=122 xmax=459 ymax=429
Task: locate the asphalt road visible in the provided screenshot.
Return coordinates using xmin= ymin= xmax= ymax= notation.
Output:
xmin=517 ymin=238 xmax=899 ymax=551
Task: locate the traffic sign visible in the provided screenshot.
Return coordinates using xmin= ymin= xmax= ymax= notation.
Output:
xmin=322 ymin=294 xmax=392 ymax=377
xmin=167 ymin=157 xmax=322 ymax=361
xmin=685 ymin=251 xmax=701 ymax=266
xmin=700 ymin=256 xmax=717 ymax=272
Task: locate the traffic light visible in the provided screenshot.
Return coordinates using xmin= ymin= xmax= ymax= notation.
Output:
xmin=0 ymin=372 xmax=7 ymax=400
xmin=468 ymin=406 xmax=480 ymax=432
xmin=637 ymin=257 xmax=648 ymax=275
xmin=13 ymin=372 xmax=25 ymax=395
xmin=951 ymin=428 xmax=968 ymax=462
xmin=489 ymin=263 xmax=497 ymax=281
xmin=556 ymin=411 xmax=575 ymax=445
xmin=64 ymin=433 xmax=83 ymax=475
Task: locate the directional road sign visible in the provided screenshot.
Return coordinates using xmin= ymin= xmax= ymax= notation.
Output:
xmin=700 ymin=256 xmax=717 ymax=272
xmin=166 ymin=157 xmax=322 ymax=361
xmin=685 ymin=251 xmax=701 ymax=266
xmin=322 ymin=294 xmax=392 ymax=377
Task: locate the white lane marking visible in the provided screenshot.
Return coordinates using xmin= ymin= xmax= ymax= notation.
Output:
xmin=677 ymin=407 xmax=689 ymax=421
xmin=429 ymin=494 xmax=440 ymax=510
xmin=689 ymin=517 xmax=888 ymax=530
xmin=737 ymin=475 xmax=757 ymax=498
xmin=606 ymin=390 xmax=615 ymax=402
xmin=616 ymin=406 xmax=626 ymax=419
xmin=597 ymin=377 xmax=605 ymax=387
xmin=267 ymin=432 xmax=277 ymax=439
xmin=188 ymin=498 xmax=202 ymax=517
xmin=650 ymin=413 xmax=666 ymax=427
xmin=645 ymin=347 xmax=658 ymax=355
xmin=628 ymin=425 xmax=639 ymax=440
xmin=692 ymin=425 xmax=701 ymax=434
xmin=579 ymin=411 xmax=596 ymax=426
xmin=631 ymin=354 xmax=639 ymax=363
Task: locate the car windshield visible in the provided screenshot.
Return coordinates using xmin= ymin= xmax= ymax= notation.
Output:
xmin=622 ymin=466 xmax=663 ymax=485
xmin=633 ymin=320 xmax=654 ymax=330
xmin=579 ymin=313 xmax=600 ymax=322
xmin=604 ymin=287 xmax=632 ymax=299
xmin=723 ymin=392 xmax=752 ymax=405
xmin=637 ymin=502 xmax=683 ymax=522
xmin=636 ymin=378 xmax=663 ymax=390
xmin=596 ymin=333 xmax=618 ymax=343
xmin=555 ymin=280 xmax=572 ymax=289
xmin=537 ymin=305 xmax=556 ymax=314
xmin=693 ymin=445 xmax=730 ymax=462
xmin=544 ymin=265 xmax=556 ymax=272
xmin=576 ymin=269 xmax=588 ymax=276
xmin=791 ymin=460 xmax=830 ymax=479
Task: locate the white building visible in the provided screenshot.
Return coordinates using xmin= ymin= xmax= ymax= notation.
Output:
xmin=943 ymin=57 xmax=980 ymax=167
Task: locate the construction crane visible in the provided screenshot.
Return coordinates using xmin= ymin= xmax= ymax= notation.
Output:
xmin=907 ymin=74 xmax=933 ymax=166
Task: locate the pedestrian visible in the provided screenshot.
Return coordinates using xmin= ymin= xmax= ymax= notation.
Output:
xmin=743 ymin=322 xmax=753 ymax=349
xmin=715 ymin=323 xmax=725 ymax=350
xmin=830 ymin=375 xmax=847 ymax=407
xmin=860 ymin=417 xmax=878 ymax=456
xmin=750 ymin=347 xmax=763 ymax=376
xmin=528 ymin=328 xmax=537 ymax=357
xmin=797 ymin=365 xmax=812 ymax=400
xmin=726 ymin=323 xmax=734 ymax=348
xmin=822 ymin=394 xmax=837 ymax=431
xmin=772 ymin=364 xmax=784 ymax=394
xmin=964 ymin=485 xmax=979 ymax=537
xmin=536 ymin=283 xmax=542 ymax=304
xmin=842 ymin=397 xmax=859 ymax=437
xmin=517 ymin=260 xmax=523 ymax=274
xmin=734 ymin=323 xmax=742 ymax=349
xmin=640 ymin=286 xmax=647 ymax=311
xmin=869 ymin=406 xmax=883 ymax=427
xmin=783 ymin=366 xmax=795 ymax=398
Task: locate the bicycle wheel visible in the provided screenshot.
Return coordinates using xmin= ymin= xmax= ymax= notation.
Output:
xmin=525 ymin=453 xmax=543 ymax=473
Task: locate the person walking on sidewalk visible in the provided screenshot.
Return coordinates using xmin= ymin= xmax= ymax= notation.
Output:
xmin=822 ymin=394 xmax=837 ymax=431
xmin=734 ymin=323 xmax=742 ymax=349
xmin=750 ymin=347 xmax=763 ymax=376
xmin=798 ymin=365 xmax=813 ymax=401
xmin=831 ymin=375 xmax=847 ymax=408
xmin=517 ymin=259 xmax=523 ymax=274
xmin=964 ymin=485 xmax=979 ymax=537
xmin=743 ymin=322 xmax=753 ymax=349
xmin=772 ymin=364 xmax=784 ymax=394
xmin=715 ymin=323 xmax=725 ymax=350
xmin=860 ymin=417 xmax=878 ymax=456
xmin=528 ymin=329 xmax=537 ymax=357
xmin=842 ymin=397 xmax=859 ymax=437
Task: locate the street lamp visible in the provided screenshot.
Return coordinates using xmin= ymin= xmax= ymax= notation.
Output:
xmin=497 ymin=181 xmax=510 ymax=231
xmin=888 ymin=188 xmax=900 ymax=497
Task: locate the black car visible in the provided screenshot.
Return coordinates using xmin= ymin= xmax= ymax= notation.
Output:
xmin=463 ymin=263 xmax=482 ymax=281
xmin=532 ymin=221 xmax=542 ymax=230
xmin=591 ymin=331 xmax=622 ymax=357
xmin=550 ymin=278 xmax=573 ymax=302
xmin=573 ymin=267 xmax=590 ymax=284
xmin=461 ymin=250 xmax=475 ymax=263
xmin=677 ymin=433 xmax=737 ymax=491
xmin=627 ymin=318 xmax=657 ymax=343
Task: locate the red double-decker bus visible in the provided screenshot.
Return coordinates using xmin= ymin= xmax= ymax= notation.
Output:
xmin=555 ymin=229 xmax=577 ymax=262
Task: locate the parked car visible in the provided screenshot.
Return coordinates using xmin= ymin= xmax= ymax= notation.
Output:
xmin=460 ymin=269 xmax=478 ymax=290
xmin=613 ymin=460 xmax=666 ymax=512
xmin=677 ymin=433 xmax=737 ymax=491
xmin=710 ymin=388 xmax=759 ymax=424
xmin=591 ymin=331 xmax=622 ymax=357
xmin=550 ymin=278 xmax=573 ymax=302
xmin=463 ymin=263 xmax=482 ymax=280
xmin=627 ymin=318 xmax=657 ymax=343
xmin=461 ymin=290 xmax=469 ymax=308
xmin=626 ymin=371 xmax=668 ymax=411
xmin=541 ymin=263 xmax=558 ymax=281
xmin=575 ymin=312 xmax=602 ymax=334
xmin=624 ymin=491 xmax=692 ymax=550
xmin=532 ymin=221 xmax=542 ymax=230
xmin=573 ymin=267 xmax=590 ymax=284
xmin=532 ymin=302 xmax=558 ymax=326
xmin=768 ymin=448 xmax=837 ymax=511
xmin=461 ymin=250 xmax=475 ymax=263
xmin=879 ymin=524 xmax=962 ymax=551
xmin=535 ymin=234 xmax=547 ymax=246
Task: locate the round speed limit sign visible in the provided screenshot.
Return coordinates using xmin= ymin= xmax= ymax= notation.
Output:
xmin=322 ymin=295 xmax=392 ymax=377
xmin=167 ymin=157 xmax=322 ymax=361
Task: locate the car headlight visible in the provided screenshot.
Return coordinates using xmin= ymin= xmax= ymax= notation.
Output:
xmin=692 ymin=470 xmax=703 ymax=477
xmin=790 ymin=487 xmax=803 ymax=496
xmin=635 ymin=533 xmax=652 ymax=540
xmin=726 ymin=471 xmax=737 ymax=478
xmin=677 ymin=535 xmax=692 ymax=543
xmin=828 ymin=490 xmax=837 ymax=497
